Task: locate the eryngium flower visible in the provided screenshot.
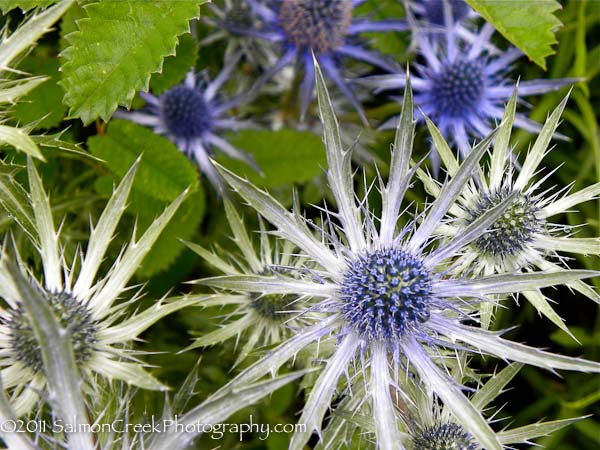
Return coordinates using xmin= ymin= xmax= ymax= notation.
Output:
xmin=182 ymin=200 xmax=316 ymax=364
xmin=319 ymin=363 xmax=583 ymax=449
xmin=117 ymin=65 xmax=258 ymax=194
xmin=201 ymin=0 xmax=281 ymax=72
xmin=0 ymin=159 xmax=197 ymax=416
xmin=418 ymin=89 xmax=600 ymax=332
xmin=239 ymin=0 xmax=407 ymax=122
xmin=364 ymin=19 xmax=578 ymax=166
xmin=399 ymin=363 xmax=586 ymax=450
xmin=200 ymin=63 xmax=600 ymax=450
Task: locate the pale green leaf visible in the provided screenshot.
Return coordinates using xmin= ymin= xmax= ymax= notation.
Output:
xmin=465 ymin=0 xmax=562 ymax=69
xmin=60 ymin=0 xmax=203 ymax=124
xmin=88 ymin=119 xmax=198 ymax=202
xmin=218 ymin=129 xmax=326 ymax=187
xmin=149 ymin=33 xmax=198 ymax=95
xmin=12 ymin=54 xmax=66 ymax=130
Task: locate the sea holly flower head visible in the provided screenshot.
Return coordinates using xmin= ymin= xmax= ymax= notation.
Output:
xmin=238 ymin=0 xmax=407 ymax=122
xmin=201 ymin=0 xmax=281 ymax=74
xmin=363 ymin=16 xmax=578 ymax=169
xmin=0 ymin=159 xmax=198 ymax=416
xmin=182 ymin=201 xmax=317 ymax=364
xmin=117 ymin=64 xmax=258 ymax=194
xmin=418 ymin=88 xmax=600 ymax=332
xmin=198 ymin=62 xmax=600 ymax=450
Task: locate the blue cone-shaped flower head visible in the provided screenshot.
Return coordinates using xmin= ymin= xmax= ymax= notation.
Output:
xmin=116 ymin=62 xmax=258 ymax=194
xmin=365 ymin=17 xmax=578 ymax=169
xmin=200 ymin=63 xmax=600 ymax=450
xmin=239 ymin=0 xmax=407 ymax=122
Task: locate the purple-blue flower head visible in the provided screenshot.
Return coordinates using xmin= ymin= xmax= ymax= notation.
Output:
xmin=240 ymin=0 xmax=408 ymax=122
xmin=116 ymin=60 xmax=258 ymax=194
xmin=366 ymin=20 xmax=578 ymax=167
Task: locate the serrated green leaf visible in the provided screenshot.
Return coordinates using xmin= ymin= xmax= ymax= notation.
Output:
xmin=87 ymin=119 xmax=198 ymax=202
xmin=12 ymin=50 xmax=66 ymax=130
xmin=149 ymin=33 xmax=198 ymax=95
xmin=217 ymin=129 xmax=327 ymax=188
xmin=0 ymin=1 xmax=54 ymax=12
xmin=465 ymin=0 xmax=562 ymax=69
xmin=60 ymin=0 xmax=204 ymax=124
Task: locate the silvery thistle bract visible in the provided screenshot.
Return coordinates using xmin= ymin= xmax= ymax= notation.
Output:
xmin=418 ymin=88 xmax=600 ymax=332
xmin=182 ymin=200 xmax=318 ymax=364
xmin=116 ymin=65 xmax=258 ymax=194
xmin=0 ymin=159 xmax=198 ymax=416
xmin=197 ymin=61 xmax=600 ymax=450
xmin=362 ymin=16 xmax=578 ymax=167
xmin=237 ymin=0 xmax=407 ymax=122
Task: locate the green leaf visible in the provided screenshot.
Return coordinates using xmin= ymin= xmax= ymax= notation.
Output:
xmin=12 ymin=49 xmax=66 ymax=130
xmin=217 ymin=129 xmax=327 ymax=188
xmin=0 ymin=1 xmax=54 ymax=12
xmin=149 ymin=33 xmax=198 ymax=95
xmin=60 ymin=0 xmax=204 ymax=124
xmin=465 ymin=0 xmax=562 ymax=69
xmin=87 ymin=119 xmax=198 ymax=202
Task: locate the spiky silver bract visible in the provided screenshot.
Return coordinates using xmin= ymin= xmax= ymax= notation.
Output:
xmin=0 ymin=159 xmax=200 ymax=416
xmin=198 ymin=60 xmax=600 ymax=450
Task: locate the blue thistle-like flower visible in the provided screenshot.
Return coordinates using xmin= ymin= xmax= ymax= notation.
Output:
xmin=201 ymin=0 xmax=281 ymax=73
xmin=418 ymin=89 xmax=600 ymax=332
xmin=182 ymin=201 xmax=318 ymax=365
xmin=199 ymin=63 xmax=600 ymax=450
xmin=0 ymin=159 xmax=199 ymax=416
xmin=238 ymin=0 xmax=408 ymax=122
xmin=116 ymin=63 xmax=258 ymax=193
xmin=364 ymin=17 xmax=578 ymax=168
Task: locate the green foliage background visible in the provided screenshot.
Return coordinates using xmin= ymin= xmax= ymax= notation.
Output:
xmin=0 ymin=1 xmax=598 ymax=449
